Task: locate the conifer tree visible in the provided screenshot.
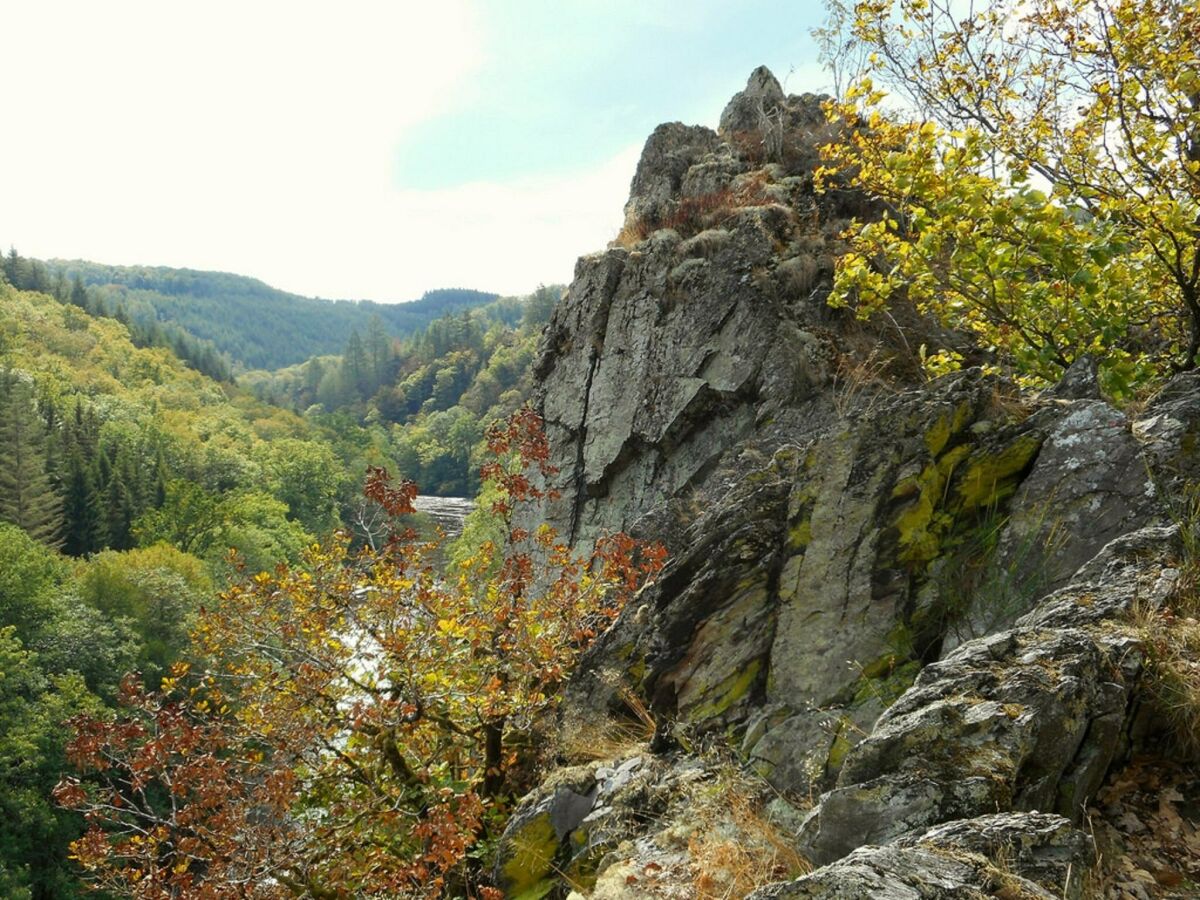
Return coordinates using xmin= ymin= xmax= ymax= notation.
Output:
xmin=69 ymin=275 xmax=88 ymax=309
xmin=0 ymin=371 xmax=64 ymax=547
xmin=61 ymin=450 xmax=103 ymax=556
xmin=101 ymin=468 xmax=135 ymax=551
xmin=342 ymin=329 xmax=369 ymax=399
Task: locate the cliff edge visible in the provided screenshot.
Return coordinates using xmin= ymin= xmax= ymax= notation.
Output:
xmin=502 ymin=68 xmax=1200 ymax=898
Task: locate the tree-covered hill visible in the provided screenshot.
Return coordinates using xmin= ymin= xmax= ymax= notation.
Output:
xmin=0 ymin=277 xmax=394 ymax=896
xmin=241 ymin=285 xmax=562 ymax=496
xmin=0 ymin=273 xmax=554 ymax=895
xmin=0 ymin=277 xmax=403 ymax=569
xmin=44 ymin=258 xmax=499 ymax=370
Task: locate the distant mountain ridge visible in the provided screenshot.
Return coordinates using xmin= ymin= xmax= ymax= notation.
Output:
xmin=48 ymin=259 xmax=499 ymax=370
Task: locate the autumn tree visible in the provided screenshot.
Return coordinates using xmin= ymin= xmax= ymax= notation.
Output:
xmin=816 ymin=0 xmax=1200 ymax=390
xmin=56 ymin=409 xmax=665 ymax=898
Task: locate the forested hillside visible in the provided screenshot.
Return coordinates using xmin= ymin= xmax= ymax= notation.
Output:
xmin=241 ymin=284 xmax=560 ymax=495
xmin=0 ymin=269 xmax=562 ymax=896
xmin=44 ymin=257 xmax=499 ymax=370
xmin=3 ymin=249 xmax=234 ymax=382
xmin=0 ymin=279 xmax=365 ymax=895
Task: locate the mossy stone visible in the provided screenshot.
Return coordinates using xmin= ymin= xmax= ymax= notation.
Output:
xmin=500 ymin=812 xmax=559 ymax=897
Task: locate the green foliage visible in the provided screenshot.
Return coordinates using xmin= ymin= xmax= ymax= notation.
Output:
xmin=76 ymin=545 xmax=212 ymax=688
xmin=0 ymin=281 xmax=359 ymax=558
xmin=243 ymin=287 xmax=554 ymax=498
xmin=447 ymin=480 xmax=508 ymax=574
xmin=257 ymin=438 xmax=347 ymax=535
xmin=0 ymin=523 xmax=68 ymax=640
xmin=49 ymin=257 xmax=499 ymax=370
xmin=0 ymin=523 xmax=138 ymax=697
xmin=0 ymin=370 xmax=64 ymax=547
xmin=0 ymin=524 xmax=139 ymax=895
xmin=0 ymin=629 xmax=102 ymax=899
xmin=817 ymin=0 xmax=1200 ymax=391
xmin=134 ymin=481 xmax=312 ymax=575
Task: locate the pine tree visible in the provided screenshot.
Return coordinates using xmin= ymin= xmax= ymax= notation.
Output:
xmin=101 ymin=468 xmax=134 ymax=551
xmin=342 ymin=330 xmax=369 ymax=399
xmin=69 ymin=275 xmax=88 ymax=309
xmin=365 ymin=314 xmax=393 ymax=391
xmin=0 ymin=371 xmax=64 ymax=547
xmin=149 ymin=446 xmax=169 ymax=509
xmin=61 ymin=450 xmax=103 ymax=556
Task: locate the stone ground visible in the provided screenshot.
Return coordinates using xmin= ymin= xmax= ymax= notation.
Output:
xmin=1089 ymin=756 xmax=1200 ymax=899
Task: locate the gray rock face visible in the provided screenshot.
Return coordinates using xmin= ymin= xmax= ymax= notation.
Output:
xmin=794 ymin=526 xmax=1175 ymax=868
xmin=529 ymin=65 xmax=1200 ymax=799
xmin=748 ymin=842 xmax=1059 ymax=899
xmin=622 ymin=123 xmax=724 ymax=234
xmin=511 ymin=67 xmax=1200 ymax=900
xmin=719 ymin=65 xmax=787 ymax=135
xmin=1134 ymin=370 xmax=1200 ymax=489
xmin=894 ymin=813 xmax=1097 ymax=895
xmin=943 ymin=399 xmax=1159 ymax=650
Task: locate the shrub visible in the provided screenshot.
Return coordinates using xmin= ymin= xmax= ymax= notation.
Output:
xmin=56 ymin=409 xmax=665 ymax=898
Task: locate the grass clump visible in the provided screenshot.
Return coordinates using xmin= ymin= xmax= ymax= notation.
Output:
xmin=1133 ymin=600 xmax=1200 ymax=760
xmin=688 ymin=764 xmax=811 ymax=899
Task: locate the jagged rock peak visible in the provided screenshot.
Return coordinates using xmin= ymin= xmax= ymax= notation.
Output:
xmin=719 ymin=65 xmax=786 ymax=135
xmin=619 ymin=66 xmax=836 ymax=239
xmin=507 ymin=60 xmax=1200 ymax=898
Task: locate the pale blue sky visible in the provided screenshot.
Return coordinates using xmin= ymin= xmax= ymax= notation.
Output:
xmin=394 ymin=1 xmax=826 ymax=188
xmin=1 ymin=1 xmax=829 ymax=300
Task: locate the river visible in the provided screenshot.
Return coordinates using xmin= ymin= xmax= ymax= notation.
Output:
xmin=411 ymin=495 xmax=474 ymax=543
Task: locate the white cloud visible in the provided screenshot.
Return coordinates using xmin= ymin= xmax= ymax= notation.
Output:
xmin=1 ymin=3 xmax=657 ymax=301
xmin=266 ymin=142 xmax=644 ymax=299
xmin=1 ymin=0 xmax=550 ymax=299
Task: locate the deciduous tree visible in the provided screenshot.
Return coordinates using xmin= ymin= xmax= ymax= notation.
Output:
xmin=57 ymin=409 xmax=665 ymax=898
xmin=817 ymin=0 xmax=1200 ymax=390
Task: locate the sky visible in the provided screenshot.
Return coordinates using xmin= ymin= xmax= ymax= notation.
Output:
xmin=1 ymin=1 xmax=830 ymax=302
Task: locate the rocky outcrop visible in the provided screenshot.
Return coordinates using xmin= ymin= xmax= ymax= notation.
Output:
xmin=497 ymin=524 xmax=1179 ymax=898
xmin=795 ymin=526 xmax=1179 ymax=866
xmin=748 ymin=831 xmax=1074 ymax=899
xmin=507 ymin=67 xmax=1200 ymax=898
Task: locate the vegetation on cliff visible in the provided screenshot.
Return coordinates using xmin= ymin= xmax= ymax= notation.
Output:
xmin=817 ymin=0 xmax=1199 ymax=394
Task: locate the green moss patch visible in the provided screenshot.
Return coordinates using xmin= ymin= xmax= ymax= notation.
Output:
xmin=501 ymin=813 xmax=560 ymax=897
xmin=953 ymin=435 xmax=1042 ymax=512
xmin=686 ymin=658 xmax=763 ymax=721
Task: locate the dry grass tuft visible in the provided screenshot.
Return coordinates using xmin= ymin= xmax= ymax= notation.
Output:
xmin=688 ymin=767 xmax=810 ymax=898
xmin=560 ymin=684 xmax=657 ymax=764
xmin=1131 ymin=601 xmax=1200 ymax=760
xmin=1128 ymin=486 xmax=1200 ymax=760
xmin=616 ymin=179 xmax=777 ymax=249
xmin=614 ymin=217 xmax=654 ymax=250
xmin=831 ymin=346 xmax=897 ymax=417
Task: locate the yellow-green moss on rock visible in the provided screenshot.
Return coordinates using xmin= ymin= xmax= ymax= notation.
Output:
xmin=685 ymin=658 xmax=763 ymax=721
xmin=500 ymin=812 xmax=559 ymax=898
xmin=788 ymin=518 xmax=812 ymax=551
xmin=851 ymin=659 xmax=921 ymax=709
xmin=893 ymin=444 xmax=971 ymax=565
xmin=924 ymin=400 xmax=976 ymax=457
xmin=953 ymin=435 xmax=1042 ymax=512
xmin=827 ymin=721 xmax=857 ymax=771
